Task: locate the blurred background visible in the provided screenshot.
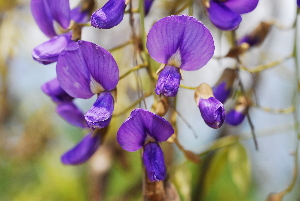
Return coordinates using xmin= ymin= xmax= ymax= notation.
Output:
xmin=0 ymin=0 xmax=299 ymax=200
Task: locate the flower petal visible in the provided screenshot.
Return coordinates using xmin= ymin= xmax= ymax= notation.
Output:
xmin=137 ymin=109 xmax=174 ymax=142
xmin=225 ymin=109 xmax=245 ymax=126
xmin=56 ymin=102 xmax=86 ymax=128
xmin=71 ymin=6 xmax=89 ymax=23
xmin=46 ymin=0 xmax=70 ymax=29
xmin=61 ymin=133 xmax=101 ymax=165
xmin=91 ymin=0 xmax=126 ymax=29
xmin=155 ymin=65 xmax=181 ymax=97
xmin=78 ymin=40 xmax=119 ymax=91
xmin=32 ymin=33 xmax=72 ymax=65
xmin=143 ymin=142 xmax=166 ymax=182
xmin=85 ymin=92 xmax=114 ymax=129
xmin=147 ymin=15 xmax=214 ymax=71
xmin=224 ymin=0 xmax=259 ymax=14
xmin=199 ymin=97 xmax=225 ymax=129
xmin=56 ymin=41 xmax=94 ymax=99
xmin=41 ymin=78 xmax=74 ymax=103
xmin=117 ymin=109 xmax=147 ymax=152
xmin=207 ymin=1 xmax=242 ymax=30
xmin=30 ymin=0 xmax=56 ymax=37
xmin=145 ymin=0 xmax=154 ymax=16
xmin=212 ymin=81 xmax=231 ymax=104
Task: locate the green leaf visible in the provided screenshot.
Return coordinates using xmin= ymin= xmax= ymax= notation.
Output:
xmin=227 ymin=142 xmax=251 ymax=195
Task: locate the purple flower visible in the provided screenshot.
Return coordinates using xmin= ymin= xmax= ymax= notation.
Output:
xmin=237 ymin=21 xmax=272 ymax=48
xmin=226 ymin=109 xmax=245 ymax=126
xmin=31 ymin=0 xmax=90 ymax=64
xmin=56 ymin=40 xmax=119 ymax=130
xmin=30 ymin=0 xmax=71 ymax=38
xmin=226 ymin=96 xmax=249 ymax=126
xmin=298 ymin=0 xmax=300 ymax=8
xmin=117 ymin=109 xmax=174 ymax=182
xmin=41 ymin=78 xmax=86 ymax=128
xmin=206 ymin=0 xmax=259 ymax=30
xmin=147 ymin=15 xmax=214 ymax=97
xmin=212 ymin=68 xmax=237 ymax=103
xmin=195 ymin=83 xmax=225 ymax=129
xmin=32 ymin=33 xmax=73 ymax=65
xmin=91 ymin=0 xmax=127 ymax=29
xmin=145 ymin=0 xmax=154 ymax=15
xmin=61 ymin=133 xmax=102 ymax=165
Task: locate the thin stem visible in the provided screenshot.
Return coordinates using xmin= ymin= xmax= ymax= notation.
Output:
xmin=251 ymin=103 xmax=295 ymax=114
xmin=179 ymin=84 xmax=196 ymax=90
xmin=109 ymin=40 xmax=133 ymax=52
xmin=119 ymin=64 xmax=147 ymax=80
xmin=239 ymin=54 xmax=293 ymax=73
xmin=112 ymin=92 xmax=152 ymax=117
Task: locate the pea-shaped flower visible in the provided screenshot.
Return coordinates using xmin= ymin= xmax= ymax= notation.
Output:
xmin=226 ymin=96 xmax=249 ymax=126
xmin=195 ymin=83 xmax=225 ymax=129
xmin=56 ymin=40 xmax=119 ymax=129
xmin=91 ymin=0 xmax=127 ymax=29
xmin=205 ymin=0 xmax=259 ymax=30
xmin=117 ymin=109 xmax=174 ymax=182
xmin=41 ymin=78 xmax=86 ymax=128
xmin=146 ymin=15 xmax=214 ymax=97
xmin=31 ymin=0 xmax=90 ymax=64
xmin=212 ymin=68 xmax=237 ymax=103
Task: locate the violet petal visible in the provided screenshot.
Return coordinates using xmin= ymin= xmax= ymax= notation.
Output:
xmin=199 ymin=97 xmax=225 ymax=129
xmin=225 ymin=109 xmax=246 ymax=126
xmin=207 ymin=1 xmax=242 ymax=30
xmin=56 ymin=102 xmax=86 ymax=128
xmin=145 ymin=0 xmax=154 ymax=15
xmin=138 ymin=109 xmax=174 ymax=142
xmin=224 ymin=0 xmax=259 ymax=14
xmin=91 ymin=0 xmax=126 ymax=29
xmin=61 ymin=133 xmax=101 ymax=165
xmin=155 ymin=65 xmax=181 ymax=97
xmin=46 ymin=0 xmax=70 ymax=29
xmin=117 ymin=109 xmax=148 ymax=152
xmin=56 ymin=41 xmax=94 ymax=99
xmin=32 ymin=33 xmax=72 ymax=65
xmin=212 ymin=81 xmax=231 ymax=104
xmin=147 ymin=15 xmax=214 ymax=71
xmin=41 ymin=78 xmax=73 ymax=103
xmin=298 ymin=0 xmax=300 ymax=8
xmin=30 ymin=0 xmax=56 ymax=38
xmin=85 ymin=92 xmax=114 ymax=129
xmin=143 ymin=142 xmax=166 ymax=182
xmin=78 ymin=40 xmax=119 ymax=91
xmin=71 ymin=6 xmax=89 ymax=23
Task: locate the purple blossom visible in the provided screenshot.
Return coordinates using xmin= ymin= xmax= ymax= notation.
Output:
xmin=212 ymin=68 xmax=237 ymax=103
xmin=225 ymin=109 xmax=245 ymax=126
xmin=117 ymin=109 xmax=174 ymax=182
xmin=147 ymin=15 xmax=214 ymax=97
xmin=298 ymin=0 xmax=300 ymax=8
xmin=31 ymin=0 xmax=90 ymax=64
xmin=61 ymin=133 xmax=102 ymax=165
xmin=41 ymin=78 xmax=86 ymax=128
xmin=32 ymin=33 xmax=73 ymax=65
xmin=91 ymin=0 xmax=127 ymax=29
xmin=145 ymin=0 xmax=154 ymax=15
xmin=195 ymin=83 xmax=225 ymax=129
xmin=56 ymin=40 xmax=119 ymax=130
xmin=206 ymin=0 xmax=259 ymax=30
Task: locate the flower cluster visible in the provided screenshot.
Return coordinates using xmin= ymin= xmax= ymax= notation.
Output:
xmin=30 ymin=0 xmax=259 ymax=184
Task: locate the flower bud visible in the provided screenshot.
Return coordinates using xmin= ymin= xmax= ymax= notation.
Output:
xmin=226 ymin=96 xmax=250 ymax=126
xmin=155 ymin=65 xmax=181 ymax=97
xmin=213 ymin=68 xmax=237 ymax=103
xmin=238 ymin=21 xmax=272 ymax=48
xmin=195 ymin=83 xmax=225 ymax=129
xmin=32 ymin=33 xmax=72 ymax=65
xmin=145 ymin=0 xmax=154 ymax=16
xmin=91 ymin=0 xmax=126 ymax=29
xmin=153 ymin=97 xmax=169 ymax=117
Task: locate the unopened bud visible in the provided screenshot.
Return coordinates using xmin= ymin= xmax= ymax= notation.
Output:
xmin=213 ymin=68 xmax=237 ymax=103
xmin=226 ymin=96 xmax=250 ymax=126
xmin=195 ymin=83 xmax=225 ymax=129
xmin=153 ymin=97 xmax=169 ymax=116
xmin=266 ymin=193 xmax=282 ymax=201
